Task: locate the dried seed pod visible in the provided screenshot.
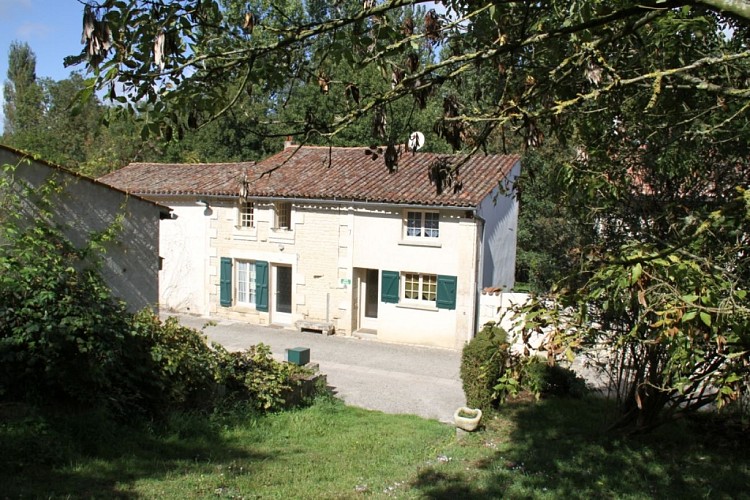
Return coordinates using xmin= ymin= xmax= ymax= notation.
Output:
xmin=154 ymin=31 xmax=166 ymax=71
xmin=345 ymin=83 xmax=360 ymax=104
xmin=424 ymin=9 xmax=441 ymax=45
xmin=405 ymin=52 xmax=419 ymax=73
xmin=402 ymin=16 xmax=414 ymax=36
xmin=384 ymin=142 xmax=399 ymax=173
xmin=242 ymin=12 xmax=256 ymax=33
xmin=372 ymin=107 xmax=387 ymax=140
xmin=318 ymin=73 xmax=330 ymax=94
xmin=391 ymin=68 xmax=404 ymax=88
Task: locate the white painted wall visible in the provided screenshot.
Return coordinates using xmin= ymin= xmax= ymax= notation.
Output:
xmin=351 ymin=206 xmax=479 ymax=349
xmin=158 ymin=200 xmax=212 ymax=315
xmin=476 ymin=160 xmax=521 ymax=289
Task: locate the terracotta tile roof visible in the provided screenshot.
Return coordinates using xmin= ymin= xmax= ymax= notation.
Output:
xmin=99 ymin=146 xmax=520 ymax=207
xmin=0 ymin=144 xmax=170 ymax=212
xmin=99 ymin=161 xmax=255 ymax=197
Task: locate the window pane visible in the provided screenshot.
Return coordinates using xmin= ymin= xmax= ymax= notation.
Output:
xmin=277 ymin=202 xmax=291 ymax=229
xmin=424 ymin=213 xmax=439 ymax=238
xmin=237 ymin=261 xmax=248 ymax=303
xmin=237 ymin=261 xmax=256 ymax=305
xmin=404 ymin=273 xmax=419 ymax=300
xmin=240 ymin=202 xmax=254 ymax=227
xmin=247 ymin=264 xmax=256 ymax=304
xmin=406 ymin=211 xmax=422 ymax=237
xmin=422 ymin=274 xmax=437 ymax=301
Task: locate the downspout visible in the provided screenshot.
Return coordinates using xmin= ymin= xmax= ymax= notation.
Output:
xmin=472 ymin=212 xmax=486 ymax=342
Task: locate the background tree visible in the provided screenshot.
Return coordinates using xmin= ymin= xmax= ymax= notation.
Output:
xmin=2 ymin=41 xmax=44 ymax=148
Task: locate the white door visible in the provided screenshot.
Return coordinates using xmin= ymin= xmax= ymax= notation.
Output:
xmin=359 ymin=268 xmax=379 ymax=331
xmin=271 ymin=264 xmax=293 ymax=324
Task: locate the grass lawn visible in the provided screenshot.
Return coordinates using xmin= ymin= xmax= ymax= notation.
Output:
xmin=1 ymin=396 xmax=748 ymax=498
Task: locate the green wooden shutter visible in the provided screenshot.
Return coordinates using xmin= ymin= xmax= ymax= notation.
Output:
xmin=255 ymin=261 xmax=269 ymax=312
xmin=381 ymin=270 xmax=400 ymax=303
xmin=436 ymin=275 xmax=457 ymax=310
xmin=220 ymin=257 xmax=232 ymax=307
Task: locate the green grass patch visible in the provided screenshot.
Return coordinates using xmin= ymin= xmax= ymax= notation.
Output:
xmin=2 ymin=396 xmax=748 ymax=498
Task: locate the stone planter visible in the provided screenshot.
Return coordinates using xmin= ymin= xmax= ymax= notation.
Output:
xmin=453 ymin=407 xmax=482 ymax=431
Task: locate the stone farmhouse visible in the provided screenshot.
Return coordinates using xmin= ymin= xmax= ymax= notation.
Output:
xmin=100 ymin=144 xmax=521 ymax=348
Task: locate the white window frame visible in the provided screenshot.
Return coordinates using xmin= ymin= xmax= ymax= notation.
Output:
xmin=404 ymin=210 xmax=439 ymax=239
xmin=238 ymin=201 xmax=255 ymax=228
xmin=275 ymin=202 xmax=292 ymax=230
xmin=402 ymin=272 xmax=437 ymax=304
xmin=236 ymin=260 xmax=257 ymax=306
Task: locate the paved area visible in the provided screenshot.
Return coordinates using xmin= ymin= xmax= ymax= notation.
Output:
xmin=164 ymin=314 xmax=466 ymax=423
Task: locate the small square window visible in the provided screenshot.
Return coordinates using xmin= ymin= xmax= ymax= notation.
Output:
xmin=276 ymin=202 xmax=292 ymax=229
xmin=239 ymin=201 xmax=254 ymax=228
xmin=405 ymin=210 xmax=439 ymax=238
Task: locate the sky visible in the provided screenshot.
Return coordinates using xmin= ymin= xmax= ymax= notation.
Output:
xmin=0 ymin=0 xmax=84 ymax=131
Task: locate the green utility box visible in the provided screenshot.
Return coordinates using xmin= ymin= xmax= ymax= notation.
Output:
xmin=287 ymin=347 xmax=310 ymax=366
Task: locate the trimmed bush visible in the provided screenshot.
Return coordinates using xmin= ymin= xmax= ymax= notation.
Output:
xmin=460 ymin=322 xmax=509 ymax=411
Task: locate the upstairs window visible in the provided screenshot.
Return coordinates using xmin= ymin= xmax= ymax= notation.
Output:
xmin=239 ymin=201 xmax=254 ymax=228
xmin=275 ymin=202 xmax=292 ymax=230
xmin=406 ymin=211 xmax=439 ymax=238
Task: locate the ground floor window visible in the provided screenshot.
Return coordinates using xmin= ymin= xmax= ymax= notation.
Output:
xmin=220 ymin=258 xmax=269 ymax=310
xmin=236 ymin=260 xmax=256 ymax=305
xmin=403 ymin=272 xmax=437 ymax=303
xmin=381 ymin=270 xmax=457 ymax=310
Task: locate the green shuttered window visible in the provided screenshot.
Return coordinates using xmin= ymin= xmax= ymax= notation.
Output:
xmin=255 ymin=260 xmax=269 ymax=312
xmin=436 ymin=275 xmax=457 ymax=310
xmin=220 ymin=258 xmax=269 ymax=311
xmin=381 ymin=270 xmax=399 ymax=303
xmin=220 ymin=257 xmax=232 ymax=307
xmin=381 ymin=271 xmax=457 ymax=309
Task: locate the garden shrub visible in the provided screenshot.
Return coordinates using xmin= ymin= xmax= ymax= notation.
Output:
xmin=128 ymin=311 xmax=223 ymax=414
xmin=0 ymin=185 xmax=322 ymax=419
xmin=0 ymin=220 xmax=134 ymax=409
xmin=460 ymin=322 xmax=509 ymax=411
xmin=217 ymin=344 xmax=321 ymax=412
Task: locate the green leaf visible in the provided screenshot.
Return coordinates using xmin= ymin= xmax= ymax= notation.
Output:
xmin=630 ymin=263 xmax=642 ymax=285
xmin=681 ymin=310 xmax=697 ymax=322
xmin=699 ymin=311 xmax=711 ymax=327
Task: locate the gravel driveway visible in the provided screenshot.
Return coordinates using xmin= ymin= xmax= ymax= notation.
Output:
xmin=164 ymin=314 xmax=466 ymax=423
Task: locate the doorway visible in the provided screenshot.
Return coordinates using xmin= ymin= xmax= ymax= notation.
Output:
xmin=358 ymin=268 xmax=379 ymax=331
xmin=272 ymin=264 xmax=292 ymax=324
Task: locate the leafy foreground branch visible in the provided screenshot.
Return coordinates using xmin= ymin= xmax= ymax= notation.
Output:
xmin=514 ymin=188 xmax=750 ymax=432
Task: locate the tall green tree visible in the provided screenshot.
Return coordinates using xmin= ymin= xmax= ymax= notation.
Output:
xmin=2 ymin=41 xmax=44 ymax=143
